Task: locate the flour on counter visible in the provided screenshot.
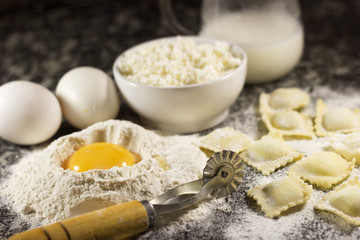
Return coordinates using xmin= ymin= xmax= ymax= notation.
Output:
xmin=144 ymin=85 xmax=360 ymax=240
xmin=3 ymin=85 xmax=360 ymax=239
xmin=0 ymin=120 xmax=208 ymax=226
xmin=221 ymin=85 xmax=360 ymax=240
xmin=224 ymin=171 xmax=360 ymax=240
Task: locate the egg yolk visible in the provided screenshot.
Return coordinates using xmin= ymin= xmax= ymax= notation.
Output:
xmin=62 ymin=142 xmax=141 ymax=172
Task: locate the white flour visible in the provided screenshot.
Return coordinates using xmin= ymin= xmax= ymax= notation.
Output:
xmin=221 ymin=85 xmax=360 ymax=240
xmin=224 ymin=139 xmax=360 ymax=240
xmin=117 ymin=37 xmax=242 ymax=87
xmin=0 ymin=120 xmax=208 ymax=226
xmin=2 ymin=85 xmax=360 ymax=239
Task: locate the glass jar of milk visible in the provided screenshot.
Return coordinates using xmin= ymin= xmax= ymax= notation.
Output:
xmin=159 ymin=0 xmax=304 ymax=84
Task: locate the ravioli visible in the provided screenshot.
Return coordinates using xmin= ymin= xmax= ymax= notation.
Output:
xmin=199 ymin=127 xmax=252 ymax=155
xmin=240 ymin=134 xmax=302 ymax=175
xmin=259 ymin=88 xmax=310 ymax=114
xmin=330 ymin=133 xmax=360 ymax=165
xmin=247 ymin=174 xmax=312 ymax=218
xmin=289 ymin=151 xmax=355 ymax=189
xmin=262 ymin=110 xmax=314 ymax=139
xmin=315 ymin=99 xmax=360 ymax=137
xmin=315 ymin=177 xmax=360 ymax=225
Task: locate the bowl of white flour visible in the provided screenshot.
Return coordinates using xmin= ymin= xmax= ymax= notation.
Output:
xmin=113 ymin=36 xmax=247 ymax=133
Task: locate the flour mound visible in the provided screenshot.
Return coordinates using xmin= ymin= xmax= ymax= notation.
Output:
xmin=0 ymin=120 xmax=207 ymax=225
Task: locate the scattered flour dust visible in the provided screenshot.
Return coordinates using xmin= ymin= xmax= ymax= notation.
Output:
xmin=3 ymin=85 xmax=360 ymax=239
xmin=222 ymin=85 xmax=360 ymax=240
xmin=0 ymin=120 xmax=209 ymax=226
xmin=224 ymin=138 xmax=360 ymax=240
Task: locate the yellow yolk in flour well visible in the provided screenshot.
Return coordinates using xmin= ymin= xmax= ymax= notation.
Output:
xmin=62 ymin=142 xmax=141 ymax=172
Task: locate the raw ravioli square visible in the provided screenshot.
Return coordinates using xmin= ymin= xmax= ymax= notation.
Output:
xmin=330 ymin=133 xmax=360 ymax=165
xmin=315 ymin=177 xmax=360 ymax=225
xmin=289 ymin=151 xmax=355 ymax=189
xmin=259 ymin=88 xmax=310 ymax=114
xmin=240 ymin=134 xmax=302 ymax=175
xmin=199 ymin=127 xmax=252 ymax=154
xmin=262 ymin=110 xmax=314 ymax=139
xmin=247 ymin=174 xmax=312 ymax=218
xmin=315 ymin=99 xmax=360 ymax=137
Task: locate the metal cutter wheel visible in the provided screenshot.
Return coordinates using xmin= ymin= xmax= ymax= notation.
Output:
xmin=149 ymin=150 xmax=244 ymax=216
xmin=10 ymin=150 xmax=244 ymax=240
xmin=203 ymin=150 xmax=244 ymax=198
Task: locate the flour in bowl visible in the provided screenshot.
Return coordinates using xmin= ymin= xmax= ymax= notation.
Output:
xmin=117 ymin=37 xmax=242 ymax=87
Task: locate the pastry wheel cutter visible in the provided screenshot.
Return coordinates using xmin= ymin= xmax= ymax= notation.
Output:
xmin=10 ymin=150 xmax=244 ymax=240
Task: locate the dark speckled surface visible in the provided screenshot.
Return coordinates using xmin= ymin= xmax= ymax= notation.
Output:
xmin=1 ymin=0 xmax=360 ymax=239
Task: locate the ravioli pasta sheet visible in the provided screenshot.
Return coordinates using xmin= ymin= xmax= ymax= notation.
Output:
xmin=330 ymin=133 xmax=360 ymax=165
xmin=259 ymin=88 xmax=310 ymax=114
xmin=240 ymin=134 xmax=302 ymax=175
xmin=247 ymin=174 xmax=312 ymax=218
xmin=199 ymin=127 xmax=252 ymax=154
xmin=315 ymin=99 xmax=360 ymax=137
xmin=289 ymin=151 xmax=355 ymax=189
xmin=262 ymin=110 xmax=314 ymax=139
xmin=315 ymin=177 xmax=360 ymax=225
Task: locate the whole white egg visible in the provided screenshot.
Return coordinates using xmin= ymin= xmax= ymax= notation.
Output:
xmin=55 ymin=66 xmax=120 ymax=129
xmin=0 ymin=80 xmax=62 ymax=145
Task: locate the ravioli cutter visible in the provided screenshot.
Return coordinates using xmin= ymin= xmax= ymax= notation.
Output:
xmin=10 ymin=150 xmax=243 ymax=240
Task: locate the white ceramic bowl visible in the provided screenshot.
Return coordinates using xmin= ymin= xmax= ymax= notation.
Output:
xmin=113 ymin=36 xmax=247 ymax=133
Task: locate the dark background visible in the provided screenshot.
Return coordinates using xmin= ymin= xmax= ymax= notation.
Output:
xmin=1 ymin=0 xmax=360 ymax=239
xmin=0 ymin=0 xmax=359 ymax=88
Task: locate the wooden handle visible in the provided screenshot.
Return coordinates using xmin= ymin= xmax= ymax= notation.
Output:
xmin=9 ymin=200 xmax=154 ymax=240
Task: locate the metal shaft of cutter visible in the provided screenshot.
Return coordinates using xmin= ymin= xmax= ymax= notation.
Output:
xmin=148 ymin=159 xmax=238 ymax=217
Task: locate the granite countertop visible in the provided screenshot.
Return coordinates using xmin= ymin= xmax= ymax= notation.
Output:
xmin=1 ymin=0 xmax=360 ymax=239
